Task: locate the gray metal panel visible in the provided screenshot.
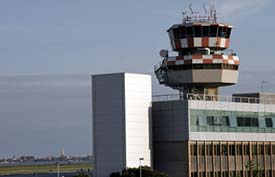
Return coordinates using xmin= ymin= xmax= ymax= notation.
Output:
xmin=153 ymin=142 xmax=189 ymax=177
xmin=92 ymin=73 xmax=126 ymax=177
xmin=152 ymin=100 xmax=189 ymax=141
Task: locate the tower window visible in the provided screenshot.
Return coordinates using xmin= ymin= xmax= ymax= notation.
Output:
xmin=202 ymin=26 xmax=209 ymax=37
xmin=210 ymin=26 xmax=218 ymax=37
xmin=218 ymin=27 xmax=228 ymax=38
xmin=173 ymin=28 xmax=180 ymax=39
xmin=186 ymin=27 xmax=193 ymax=38
xmin=222 ymin=27 xmax=228 ymax=38
xmin=218 ymin=27 xmax=223 ymax=37
xmin=179 ymin=27 xmax=186 ymax=38
xmin=225 ymin=28 xmax=232 ymax=38
xmin=193 ymin=26 xmax=202 ymax=37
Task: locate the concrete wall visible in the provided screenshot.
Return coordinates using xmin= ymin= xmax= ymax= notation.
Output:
xmin=92 ymin=73 xmax=152 ymax=177
xmin=124 ymin=74 xmax=152 ymax=168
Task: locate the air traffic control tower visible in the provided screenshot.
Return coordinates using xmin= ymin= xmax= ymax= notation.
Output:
xmin=152 ymin=5 xmax=275 ymax=177
xmin=155 ymin=5 xmax=240 ymax=96
xmin=93 ymin=3 xmax=275 ymax=177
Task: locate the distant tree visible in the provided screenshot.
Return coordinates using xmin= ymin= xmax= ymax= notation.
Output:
xmin=231 ymin=159 xmax=261 ymax=177
xmin=245 ymin=160 xmax=260 ymax=177
xmin=74 ymin=171 xmax=90 ymax=177
xmin=110 ymin=172 xmax=121 ymax=177
xmin=110 ymin=166 xmax=169 ymax=177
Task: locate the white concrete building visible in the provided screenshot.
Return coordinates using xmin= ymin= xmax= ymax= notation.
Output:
xmin=92 ymin=73 xmax=152 ymax=177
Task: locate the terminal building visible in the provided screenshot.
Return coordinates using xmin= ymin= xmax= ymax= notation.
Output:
xmin=92 ymin=4 xmax=275 ymax=177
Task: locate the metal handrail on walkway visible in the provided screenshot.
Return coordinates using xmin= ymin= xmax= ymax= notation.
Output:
xmin=152 ymin=94 xmax=275 ymax=105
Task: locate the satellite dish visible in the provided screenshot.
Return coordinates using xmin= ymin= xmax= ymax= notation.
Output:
xmin=160 ymin=49 xmax=169 ymax=58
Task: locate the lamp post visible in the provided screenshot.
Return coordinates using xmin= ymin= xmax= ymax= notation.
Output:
xmin=56 ymin=162 xmax=60 ymax=177
xmin=139 ymin=158 xmax=144 ymax=177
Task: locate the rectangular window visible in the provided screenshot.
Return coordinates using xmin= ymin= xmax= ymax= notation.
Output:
xmin=236 ymin=144 xmax=242 ymax=155
xmin=210 ymin=26 xmax=218 ymax=37
xmin=202 ymin=26 xmax=209 ymax=37
xmin=222 ymin=27 xmax=227 ymax=38
xmin=179 ymin=27 xmax=186 ymax=38
xmin=266 ymin=118 xmax=273 ymax=128
xmin=237 ymin=117 xmax=244 ymax=126
xmin=198 ymin=144 xmax=205 ymax=155
xmin=258 ymin=144 xmax=264 ymax=155
xmin=244 ymin=144 xmax=249 ymax=155
xmin=222 ymin=116 xmax=230 ymax=126
xmin=186 ymin=27 xmax=193 ymax=38
xmin=225 ymin=28 xmax=232 ymax=38
xmin=213 ymin=117 xmax=222 ymax=126
xmin=237 ymin=117 xmax=259 ymax=127
xmin=214 ymin=144 xmax=220 ymax=156
xmin=206 ymin=144 xmax=213 ymax=156
xmin=173 ymin=28 xmax=180 ymax=39
xmin=191 ymin=172 xmax=197 ymax=177
xmin=229 ymin=144 xmax=235 ymax=155
xmin=193 ymin=26 xmax=202 ymax=37
xmin=218 ymin=27 xmax=223 ymax=37
xmin=207 ymin=116 xmax=214 ymax=126
xmin=244 ymin=117 xmax=251 ymax=126
xmin=191 ymin=144 xmax=197 ymax=155
xmin=251 ymin=118 xmax=259 ymax=127
xmin=221 ymin=144 xmax=228 ymax=155
xmin=272 ymin=145 xmax=275 ymax=155
xmin=265 ymin=144 xmax=271 ymax=155
xmin=252 ymin=144 xmax=257 ymax=155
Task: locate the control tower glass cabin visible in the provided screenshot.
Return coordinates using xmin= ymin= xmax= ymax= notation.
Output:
xmin=155 ymin=11 xmax=240 ymax=96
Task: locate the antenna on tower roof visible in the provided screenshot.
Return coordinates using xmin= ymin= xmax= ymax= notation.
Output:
xmin=209 ymin=0 xmax=215 ymax=16
xmin=182 ymin=0 xmax=217 ymax=23
xmin=189 ymin=3 xmax=199 ymax=14
xmin=203 ymin=3 xmax=208 ymax=14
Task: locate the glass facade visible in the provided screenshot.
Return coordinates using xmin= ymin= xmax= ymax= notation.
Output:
xmin=190 ymin=109 xmax=275 ymax=133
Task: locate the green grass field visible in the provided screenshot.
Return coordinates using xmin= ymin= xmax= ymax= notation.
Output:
xmin=0 ymin=163 xmax=92 ymax=175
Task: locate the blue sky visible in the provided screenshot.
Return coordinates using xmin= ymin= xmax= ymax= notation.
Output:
xmin=0 ymin=0 xmax=275 ymax=157
xmin=0 ymin=0 xmax=274 ymax=75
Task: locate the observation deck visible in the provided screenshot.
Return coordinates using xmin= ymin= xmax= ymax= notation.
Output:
xmin=155 ymin=8 xmax=240 ymax=95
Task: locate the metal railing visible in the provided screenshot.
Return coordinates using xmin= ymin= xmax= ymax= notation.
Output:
xmin=152 ymin=94 xmax=181 ymax=102
xmin=152 ymin=93 xmax=275 ymax=105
